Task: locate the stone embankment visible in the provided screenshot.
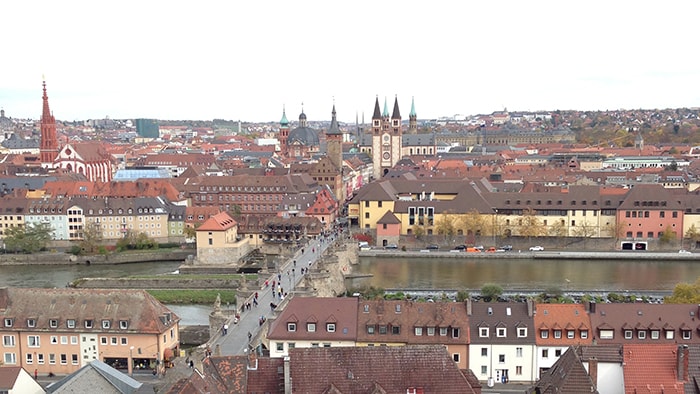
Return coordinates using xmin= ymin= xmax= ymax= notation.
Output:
xmin=72 ymin=277 xmax=243 ymax=289
xmin=360 ymin=249 xmax=700 ymax=261
xmin=0 ymin=249 xmax=193 ymax=265
xmin=299 ymin=238 xmax=357 ymax=297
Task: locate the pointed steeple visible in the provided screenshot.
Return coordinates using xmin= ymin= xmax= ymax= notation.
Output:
xmin=392 ymin=95 xmax=401 ymax=119
xmin=409 ymin=96 xmax=416 ymax=117
xmin=327 ymin=103 xmax=341 ymax=135
xmin=372 ymin=96 xmax=381 ymax=119
xmin=39 ymin=78 xmax=58 ymax=167
xmin=280 ymin=105 xmax=289 ymax=126
xmin=42 ymin=80 xmax=53 ymax=122
xmin=382 ymin=97 xmax=390 ymax=117
xmin=299 ymin=102 xmax=307 ymax=128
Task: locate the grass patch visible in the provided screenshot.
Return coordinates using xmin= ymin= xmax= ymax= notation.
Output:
xmin=147 ymin=289 xmax=237 ymax=304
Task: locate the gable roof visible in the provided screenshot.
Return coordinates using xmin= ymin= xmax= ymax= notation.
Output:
xmin=289 ymin=346 xmax=476 ymax=393
xmin=197 ymin=211 xmax=237 ymax=231
xmin=376 ymin=210 xmax=401 ymax=225
xmin=531 ymin=347 xmax=596 ymax=394
xmin=267 ymin=297 xmax=358 ymax=341
xmin=46 ymin=359 xmax=141 ymax=394
xmin=623 ymin=344 xmax=685 ymax=394
xmin=0 ymin=366 xmax=22 ymax=391
xmin=534 ymin=304 xmax=593 ymax=345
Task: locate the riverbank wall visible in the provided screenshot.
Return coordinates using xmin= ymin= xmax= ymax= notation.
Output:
xmin=359 ymin=250 xmax=700 ymax=261
xmin=0 ymin=249 xmax=193 ymax=265
xmin=72 ymin=277 xmax=243 ymax=289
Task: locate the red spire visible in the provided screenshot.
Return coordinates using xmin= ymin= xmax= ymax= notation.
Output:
xmin=40 ymin=79 xmax=59 ymax=166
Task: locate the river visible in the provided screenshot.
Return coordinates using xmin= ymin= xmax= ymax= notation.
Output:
xmin=348 ymin=256 xmax=700 ymax=292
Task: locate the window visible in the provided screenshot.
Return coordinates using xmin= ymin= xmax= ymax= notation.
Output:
xmin=326 ymin=323 xmax=336 ymax=332
xmin=49 ymin=354 xmax=56 ymax=364
xmin=683 ymin=330 xmax=691 ymax=340
xmin=367 ymin=325 xmax=375 ymax=334
xmin=517 ymin=328 xmax=527 ymax=338
xmin=481 ymin=366 xmax=488 ymax=375
xmin=481 ymin=347 xmax=488 ymax=357
xmin=28 ymin=336 xmax=40 ymax=347
xmin=26 ymin=353 xmax=33 ymax=364
xmin=4 ymin=353 xmax=16 ymax=364
xmin=516 ymin=366 xmax=523 ymax=376
xmin=542 ymin=349 xmax=549 ymax=358
xmin=306 ymin=323 xmax=316 ymax=332
xmin=67 ymin=319 xmax=76 ymax=329
xmin=567 ymin=330 xmax=574 ymax=339
xmin=71 ymin=336 xmax=78 ymax=345
xmin=540 ymin=330 xmax=549 ymax=339
xmin=638 ymin=331 xmax=646 ymax=339
xmin=391 ymin=326 xmax=400 ymax=335
xmin=50 ymin=336 xmax=58 ymax=344
xmin=119 ymin=320 xmax=128 ymax=330
xmin=121 ymin=337 xmax=128 ymax=345
xmin=452 ymin=353 xmax=460 ymax=363
xmin=49 ymin=319 xmax=58 ymax=328
xmin=498 ymin=354 xmax=505 ymax=363
xmin=3 ymin=336 xmax=15 ymax=347
xmin=452 ymin=328 xmax=460 ymax=338
xmin=480 ymin=328 xmax=489 ymax=338
xmin=60 ymin=354 xmax=67 ymax=365
xmin=427 ymin=327 xmax=435 ymax=336
xmin=497 ymin=328 xmax=506 ymax=337
xmin=440 ymin=327 xmax=448 ymax=336
xmin=666 ymin=330 xmax=674 ymax=339
xmin=651 ymin=330 xmax=660 ymax=340
xmin=27 ymin=319 xmax=36 ymax=328
xmin=414 ymin=327 xmax=423 ymax=336
xmin=516 ymin=347 xmax=523 ymax=357
xmin=111 ymin=337 xmax=117 ymax=345
xmin=287 ymin=323 xmax=296 ymax=332
xmin=4 ymin=318 xmax=12 ymax=328
xmin=101 ymin=337 xmax=108 ymax=345
xmin=378 ymin=325 xmax=387 ymax=334
xmin=673 ymin=211 xmax=678 ymax=218
xmin=102 ymin=320 xmax=110 ymax=329
xmin=276 ymin=342 xmax=283 ymax=352
xmin=38 ymin=353 xmax=44 ymax=364
xmin=580 ymin=330 xmax=588 ymax=339
xmin=624 ymin=330 xmax=633 ymax=339
xmin=600 ymin=330 xmax=614 ymax=339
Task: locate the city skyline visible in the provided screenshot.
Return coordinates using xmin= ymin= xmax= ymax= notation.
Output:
xmin=2 ymin=1 xmax=699 ymax=123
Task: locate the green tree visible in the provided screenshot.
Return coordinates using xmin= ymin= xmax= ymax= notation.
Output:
xmin=685 ymin=224 xmax=700 ymax=250
xmin=666 ymin=277 xmax=700 ymax=304
xmin=411 ymin=224 xmax=426 ymax=239
xmin=659 ymin=226 xmax=676 ymax=245
xmin=4 ymin=223 xmax=53 ymax=253
xmin=481 ymin=283 xmax=503 ymax=302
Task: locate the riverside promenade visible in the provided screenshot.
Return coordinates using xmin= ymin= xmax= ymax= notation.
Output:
xmin=359 ymin=249 xmax=700 ymax=260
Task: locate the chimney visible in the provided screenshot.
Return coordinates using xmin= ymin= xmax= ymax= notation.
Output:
xmin=588 ymin=357 xmax=598 ymax=386
xmin=678 ymin=345 xmax=689 ymax=381
xmin=284 ymin=356 xmax=291 ymax=394
xmin=466 ymin=299 xmax=472 ymax=316
xmin=527 ymin=299 xmax=534 ymax=317
xmin=587 ymin=301 xmax=596 ymax=314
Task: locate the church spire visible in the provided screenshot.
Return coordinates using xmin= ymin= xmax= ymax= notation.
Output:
xmin=327 ymin=103 xmax=341 ymax=135
xmin=40 ymin=78 xmax=59 ymax=167
xmin=382 ymin=97 xmax=389 ymax=118
xmin=372 ymin=96 xmax=381 ymax=119
xmin=392 ymin=95 xmax=401 ymax=119
xmin=280 ymin=105 xmax=289 ymax=126
xmin=409 ymin=96 xmax=416 ymax=117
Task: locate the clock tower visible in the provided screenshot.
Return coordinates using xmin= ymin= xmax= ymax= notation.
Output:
xmin=371 ymin=96 xmax=402 ymax=179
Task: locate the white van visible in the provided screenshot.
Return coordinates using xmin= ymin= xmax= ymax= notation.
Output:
xmin=358 ymin=241 xmax=371 ymax=251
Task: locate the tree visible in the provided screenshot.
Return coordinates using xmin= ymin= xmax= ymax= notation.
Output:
xmin=411 ymin=224 xmax=426 ymax=239
xmin=435 ymin=213 xmax=457 ymax=243
xmin=572 ymin=220 xmax=597 ymax=249
xmin=603 ymin=220 xmax=627 ymax=249
xmin=519 ymin=209 xmax=546 ymax=239
xmin=685 ymin=224 xmax=700 ymax=250
xmin=79 ymin=222 xmax=104 ymax=254
xmin=116 ymin=230 xmax=158 ymax=251
xmin=3 ymin=223 xmax=53 ymax=253
xmin=481 ymin=283 xmax=503 ymax=302
xmin=666 ymin=277 xmax=700 ymax=304
xmin=548 ymin=219 xmax=568 ymax=246
xmin=461 ymin=210 xmax=486 ymax=238
xmin=659 ymin=226 xmax=676 ymax=245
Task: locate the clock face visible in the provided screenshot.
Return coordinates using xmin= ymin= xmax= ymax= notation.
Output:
xmin=382 ymin=152 xmax=391 ymax=160
xmin=383 ymin=134 xmax=390 ymax=142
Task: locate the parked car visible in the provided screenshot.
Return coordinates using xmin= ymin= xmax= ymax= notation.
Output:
xmin=499 ymin=245 xmax=513 ymax=251
xmin=485 ymin=247 xmax=497 ymax=253
xmin=474 ymin=245 xmax=484 ymax=251
xmin=427 ymin=244 xmax=440 ymax=250
xmin=529 ymin=246 xmax=544 ymax=251
xmin=384 ymin=244 xmax=398 ymax=250
xmin=454 ymin=245 xmax=467 ymax=251
xmin=679 ymin=249 xmax=692 ymax=254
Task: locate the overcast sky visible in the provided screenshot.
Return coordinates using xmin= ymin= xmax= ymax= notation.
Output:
xmin=2 ymin=1 xmax=699 ymax=123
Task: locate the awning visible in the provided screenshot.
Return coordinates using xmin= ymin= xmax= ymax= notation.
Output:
xmin=163 ymin=348 xmax=174 ymax=360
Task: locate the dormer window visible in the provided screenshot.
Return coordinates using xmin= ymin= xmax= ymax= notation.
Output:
xmin=27 ymin=319 xmax=36 ymax=328
xmin=67 ymin=319 xmax=76 ymax=329
xmin=307 ymin=323 xmax=316 ymax=332
xmin=326 ymin=323 xmax=336 ymax=332
xmin=395 ymin=304 xmax=401 ymax=313
xmin=580 ymin=330 xmax=589 ymax=339
xmin=363 ymin=305 xmax=369 ymax=313
xmin=624 ymin=330 xmax=633 ymax=339
xmin=479 ymin=327 xmax=489 ymax=338
xmin=518 ymin=328 xmax=527 ymax=338
xmin=554 ymin=330 xmax=562 ymax=339
xmin=497 ymin=327 xmax=506 ymax=337
xmin=287 ymin=323 xmax=296 ymax=332
xmin=49 ymin=319 xmax=58 ymax=328
xmin=540 ymin=330 xmax=548 ymax=339
xmin=102 ymin=320 xmax=111 ymax=329
xmin=119 ymin=320 xmax=128 ymax=330
xmin=4 ymin=318 xmax=13 ymax=328
xmin=85 ymin=320 xmax=93 ymax=329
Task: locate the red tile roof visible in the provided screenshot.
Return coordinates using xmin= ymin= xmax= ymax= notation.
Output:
xmin=623 ymin=344 xmax=685 ymax=393
xmin=197 ymin=211 xmax=237 ymax=231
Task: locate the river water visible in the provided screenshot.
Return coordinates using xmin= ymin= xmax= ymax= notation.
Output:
xmin=348 ymin=256 xmax=700 ymax=292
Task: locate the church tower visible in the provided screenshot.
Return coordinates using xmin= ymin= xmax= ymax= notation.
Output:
xmin=371 ymin=96 xmax=403 ymax=179
xmin=279 ymin=106 xmax=289 ymax=157
xmin=326 ymin=104 xmax=343 ymax=172
xmin=40 ymin=79 xmax=59 ymax=168
xmin=409 ymin=96 xmax=417 ymax=134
